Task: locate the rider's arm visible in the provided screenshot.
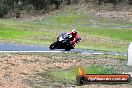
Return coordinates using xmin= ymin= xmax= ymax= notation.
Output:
xmin=71 ymin=34 xmax=80 ymax=44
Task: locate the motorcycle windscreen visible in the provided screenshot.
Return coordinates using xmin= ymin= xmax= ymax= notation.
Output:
xmin=59 ymin=37 xmax=64 ymax=41
xmin=127 ymin=42 xmax=132 ymax=66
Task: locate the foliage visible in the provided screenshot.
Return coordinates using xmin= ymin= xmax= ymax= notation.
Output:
xmin=23 ymin=5 xmax=34 ymax=12
xmin=0 ymin=5 xmax=9 ymax=17
xmin=0 ymin=0 xmax=132 ymax=17
xmin=50 ymin=0 xmax=64 ymax=9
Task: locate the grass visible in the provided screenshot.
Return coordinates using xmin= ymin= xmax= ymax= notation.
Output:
xmin=0 ymin=6 xmax=131 ymax=52
xmin=0 ymin=26 xmax=32 ymax=39
xmin=48 ymin=69 xmax=77 ymax=85
xmin=85 ymin=65 xmax=117 ymax=74
xmin=0 ymin=19 xmax=57 ymax=45
xmin=37 ymin=65 xmax=117 ymax=86
xmin=79 ymin=26 xmax=132 ymax=41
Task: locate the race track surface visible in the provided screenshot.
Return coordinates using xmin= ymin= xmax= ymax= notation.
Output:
xmin=0 ymin=43 xmax=127 ymax=56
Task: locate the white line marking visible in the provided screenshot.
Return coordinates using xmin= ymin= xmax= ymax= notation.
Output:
xmin=81 ymin=53 xmax=92 ymax=55
xmin=92 ymin=53 xmax=104 ymax=55
xmin=81 ymin=52 xmax=104 ymax=55
xmin=114 ymin=54 xmax=120 ymax=55
xmin=0 ymin=51 xmax=63 ymax=53
xmin=0 ymin=51 xmax=127 ymax=56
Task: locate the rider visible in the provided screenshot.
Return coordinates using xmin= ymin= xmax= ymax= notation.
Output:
xmin=67 ymin=28 xmax=80 ymax=48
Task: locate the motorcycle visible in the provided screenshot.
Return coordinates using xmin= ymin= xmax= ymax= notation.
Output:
xmin=49 ymin=33 xmax=80 ymax=51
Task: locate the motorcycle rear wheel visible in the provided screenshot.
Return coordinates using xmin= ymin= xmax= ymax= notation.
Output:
xmin=65 ymin=44 xmax=72 ymax=51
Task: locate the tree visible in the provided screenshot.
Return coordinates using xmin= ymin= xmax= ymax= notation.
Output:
xmin=0 ymin=5 xmax=9 ymax=17
xmin=112 ymin=0 xmax=117 ymax=10
xmin=73 ymin=0 xmax=80 ymax=4
xmin=107 ymin=0 xmax=117 ymax=9
xmin=98 ymin=0 xmax=117 ymax=10
xmin=50 ymin=0 xmax=63 ymax=9
xmin=0 ymin=0 xmax=9 ymax=17
xmin=98 ymin=0 xmax=103 ymax=5
xmin=129 ymin=0 xmax=132 ymax=4
xmin=66 ymin=0 xmax=71 ymax=5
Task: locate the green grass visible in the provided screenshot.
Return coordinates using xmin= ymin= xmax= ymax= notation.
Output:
xmin=50 ymin=69 xmax=77 ymax=85
xmin=43 ymin=65 xmax=117 ymax=85
xmin=0 ymin=19 xmax=57 ymax=45
xmin=78 ymin=26 xmax=132 ymax=41
xmin=0 ymin=8 xmax=131 ymax=52
xmin=0 ymin=27 xmax=31 ymax=39
xmin=85 ymin=65 xmax=117 ymax=74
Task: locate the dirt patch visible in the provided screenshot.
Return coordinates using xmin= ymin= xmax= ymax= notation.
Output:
xmin=96 ymin=11 xmax=132 ymax=22
xmin=0 ymin=53 xmax=62 ymax=88
xmin=75 ymin=84 xmax=132 ymax=88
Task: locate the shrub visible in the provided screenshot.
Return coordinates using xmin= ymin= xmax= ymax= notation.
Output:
xmin=0 ymin=5 xmax=9 ymax=18
xmin=23 ymin=5 xmax=34 ymax=12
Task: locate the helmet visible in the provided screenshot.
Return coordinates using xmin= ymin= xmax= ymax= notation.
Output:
xmin=72 ymin=29 xmax=77 ymax=33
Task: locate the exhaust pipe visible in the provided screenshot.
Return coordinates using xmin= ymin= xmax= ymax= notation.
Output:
xmin=127 ymin=42 xmax=132 ymax=66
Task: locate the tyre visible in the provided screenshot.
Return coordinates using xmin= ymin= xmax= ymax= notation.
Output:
xmin=65 ymin=43 xmax=71 ymax=51
xmin=65 ymin=48 xmax=71 ymax=51
xmin=49 ymin=42 xmax=57 ymax=50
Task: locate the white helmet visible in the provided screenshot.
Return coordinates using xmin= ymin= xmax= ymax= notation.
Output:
xmin=72 ymin=28 xmax=77 ymax=33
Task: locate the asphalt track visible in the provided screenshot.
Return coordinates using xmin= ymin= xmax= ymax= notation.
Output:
xmin=0 ymin=43 xmax=127 ymax=56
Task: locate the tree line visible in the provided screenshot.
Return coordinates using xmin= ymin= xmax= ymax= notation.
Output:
xmin=0 ymin=0 xmax=132 ymax=18
xmin=0 ymin=0 xmax=64 ymax=18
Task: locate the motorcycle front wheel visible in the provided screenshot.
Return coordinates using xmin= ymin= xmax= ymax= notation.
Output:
xmin=49 ymin=42 xmax=57 ymax=50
